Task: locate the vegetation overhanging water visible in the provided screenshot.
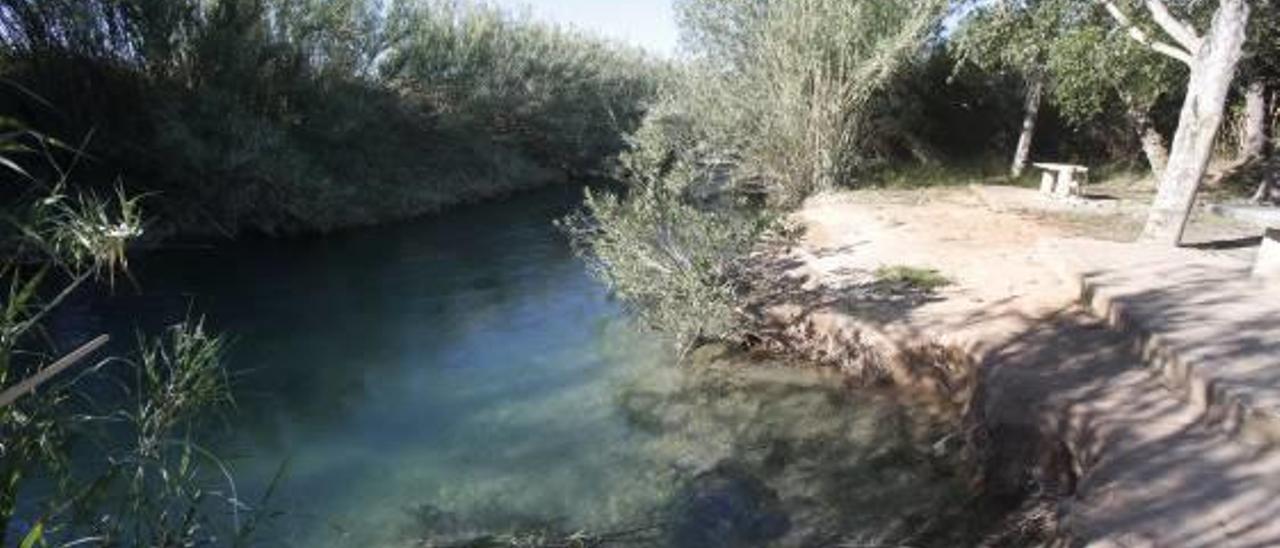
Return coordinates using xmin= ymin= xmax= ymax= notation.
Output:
xmin=57 ymin=186 xmax=985 ymax=547
xmin=1 ymin=0 xmax=1276 ymax=544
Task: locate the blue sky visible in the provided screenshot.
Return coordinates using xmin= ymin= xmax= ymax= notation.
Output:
xmin=492 ymin=0 xmax=680 ymax=57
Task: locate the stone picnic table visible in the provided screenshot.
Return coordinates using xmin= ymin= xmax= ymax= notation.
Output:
xmin=1033 ymin=162 xmax=1089 ymax=198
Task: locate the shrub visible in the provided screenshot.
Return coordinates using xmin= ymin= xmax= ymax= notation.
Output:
xmin=0 ymin=0 xmax=662 ymax=234
xmin=673 ymin=0 xmax=946 ymax=200
xmin=562 ymin=104 xmax=775 ymax=354
xmin=566 ymin=0 xmax=946 ymax=350
xmin=0 ymin=124 xmax=246 ymax=546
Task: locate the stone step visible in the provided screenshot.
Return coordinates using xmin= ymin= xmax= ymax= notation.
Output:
xmin=1034 ymin=238 xmax=1280 ymax=447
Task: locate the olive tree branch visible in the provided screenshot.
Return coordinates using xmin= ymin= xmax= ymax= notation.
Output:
xmin=1098 ymin=0 xmax=1194 ymax=65
xmin=1142 ymin=0 xmax=1202 ymax=51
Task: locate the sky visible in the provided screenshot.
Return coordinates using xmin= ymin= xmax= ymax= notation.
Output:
xmin=491 ymin=0 xmax=680 ymax=57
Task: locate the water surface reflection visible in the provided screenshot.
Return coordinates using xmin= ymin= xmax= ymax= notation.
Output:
xmin=83 ymin=187 xmax=980 ymax=547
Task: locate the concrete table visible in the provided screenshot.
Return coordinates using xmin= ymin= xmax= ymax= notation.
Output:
xmin=1033 ymin=162 xmax=1089 ymax=198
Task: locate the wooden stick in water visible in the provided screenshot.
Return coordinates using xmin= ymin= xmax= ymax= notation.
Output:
xmin=0 ymin=334 xmax=109 ymax=408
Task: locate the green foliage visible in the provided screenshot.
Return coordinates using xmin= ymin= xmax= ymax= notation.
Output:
xmin=0 ymin=0 xmax=661 ymax=235
xmin=1043 ymin=11 xmax=1182 ymax=124
xmin=951 ymin=0 xmax=1059 ymax=76
xmin=872 ymin=265 xmax=950 ymax=292
xmin=72 ymin=322 xmax=236 ymax=546
xmin=1244 ymin=1 xmax=1280 ymax=87
xmin=0 ymin=123 xmax=245 ymax=545
xmin=561 ymin=107 xmax=776 ymax=352
xmin=953 ymin=0 xmax=1183 ymax=122
xmin=674 ymin=0 xmax=947 ymax=198
xmin=381 ymin=1 xmax=662 ymax=172
xmin=566 ymin=0 xmax=945 ymax=349
xmin=951 ymin=0 xmax=1187 ymax=166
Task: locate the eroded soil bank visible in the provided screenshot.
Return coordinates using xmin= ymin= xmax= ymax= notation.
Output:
xmin=747 ymin=186 xmax=1280 ymax=546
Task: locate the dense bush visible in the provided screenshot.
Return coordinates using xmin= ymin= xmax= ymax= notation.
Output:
xmin=0 ymin=0 xmax=661 ymax=235
xmin=566 ymin=0 xmax=945 ymax=350
xmin=562 ymin=101 xmax=777 ymax=353
xmin=672 ymin=0 xmax=946 ymax=200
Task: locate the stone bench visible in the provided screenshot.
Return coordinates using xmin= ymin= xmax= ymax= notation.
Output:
xmin=1206 ymin=203 xmax=1280 ymax=282
xmin=1033 ymin=162 xmax=1089 ymax=198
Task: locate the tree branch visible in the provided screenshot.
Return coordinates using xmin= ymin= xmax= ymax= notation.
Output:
xmin=1143 ymin=0 xmax=1202 ymax=50
xmin=1098 ymin=0 xmax=1194 ymax=65
xmin=0 ymin=335 xmax=109 ymax=408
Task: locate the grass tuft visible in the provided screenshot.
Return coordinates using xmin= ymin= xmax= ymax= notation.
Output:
xmin=873 ymin=265 xmax=951 ymax=292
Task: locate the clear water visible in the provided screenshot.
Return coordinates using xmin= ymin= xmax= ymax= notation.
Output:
xmin=75 ymin=186 xmax=981 ymax=547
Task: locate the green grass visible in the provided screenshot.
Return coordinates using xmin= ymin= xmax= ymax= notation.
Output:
xmin=863 ymin=158 xmax=1017 ymax=189
xmin=873 ymin=265 xmax=951 ymax=292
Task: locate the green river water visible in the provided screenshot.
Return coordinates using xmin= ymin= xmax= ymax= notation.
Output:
xmin=65 ymin=186 xmax=986 ymax=547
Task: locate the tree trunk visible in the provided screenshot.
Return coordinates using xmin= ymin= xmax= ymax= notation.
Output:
xmin=1140 ymin=0 xmax=1250 ymax=245
xmin=1010 ymin=77 xmax=1044 ymax=179
xmin=1263 ymin=91 xmax=1280 ymax=204
xmin=1254 ymin=169 xmax=1280 ymax=204
xmin=1239 ymin=80 xmax=1269 ymax=161
xmin=1128 ymin=107 xmax=1169 ymax=176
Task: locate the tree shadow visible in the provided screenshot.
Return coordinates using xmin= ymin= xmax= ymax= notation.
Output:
xmin=748 ymin=237 xmax=1280 ymax=545
xmin=1079 ymin=193 xmax=1120 ymax=201
xmin=1184 ymin=235 xmax=1263 ymax=250
xmin=969 ymin=259 xmax=1280 ymax=546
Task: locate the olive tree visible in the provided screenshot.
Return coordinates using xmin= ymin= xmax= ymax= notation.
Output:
xmin=1046 ymin=19 xmax=1182 ymax=175
xmin=1237 ymin=1 xmax=1279 ymax=203
xmin=952 ymin=1 xmax=1056 ymax=177
xmin=955 ymin=0 xmax=1183 ymax=178
xmin=1238 ymin=1 xmax=1278 ymax=164
xmin=1098 ymin=0 xmax=1251 ymax=244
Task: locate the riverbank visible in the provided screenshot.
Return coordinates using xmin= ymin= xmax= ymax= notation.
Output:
xmin=1 ymin=1 xmax=659 ymax=239
xmin=135 ymin=171 xmax=581 ymax=244
xmin=70 ymin=185 xmax=1008 ymax=547
xmin=748 ymin=185 xmax=1280 ymax=545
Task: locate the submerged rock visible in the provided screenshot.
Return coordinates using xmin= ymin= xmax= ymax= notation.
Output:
xmin=668 ymin=461 xmax=791 ymax=548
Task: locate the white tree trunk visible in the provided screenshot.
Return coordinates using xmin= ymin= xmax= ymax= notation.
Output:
xmin=1253 ymin=176 xmax=1280 ymax=204
xmin=1140 ymin=0 xmax=1250 ymax=245
xmin=1011 ymin=77 xmax=1044 ymax=178
xmin=1128 ymin=107 xmax=1169 ymax=176
xmin=1239 ymin=80 xmax=1269 ymax=161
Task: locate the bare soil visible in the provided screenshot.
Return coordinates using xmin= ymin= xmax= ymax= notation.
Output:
xmin=750 ymin=184 xmax=1280 ymax=546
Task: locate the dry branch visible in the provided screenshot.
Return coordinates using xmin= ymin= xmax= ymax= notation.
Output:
xmin=0 ymin=334 xmax=109 ymax=408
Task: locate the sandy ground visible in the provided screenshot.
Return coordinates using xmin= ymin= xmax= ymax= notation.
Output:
xmin=969 ymin=182 xmax=1261 ymax=262
xmin=754 ymin=184 xmax=1280 ymax=546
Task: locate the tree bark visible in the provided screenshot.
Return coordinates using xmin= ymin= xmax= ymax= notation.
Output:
xmin=1010 ymin=77 xmax=1044 ymax=179
xmin=1239 ymin=80 xmax=1270 ymax=161
xmin=1127 ymin=107 xmax=1169 ymax=176
xmin=1254 ymin=161 xmax=1274 ymax=204
xmin=1253 ymin=173 xmax=1280 ymax=204
xmin=1262 ymin=91 xmax=1280 ymax=204
xmin=1140 ymin=0 xmax=1250 ymax=245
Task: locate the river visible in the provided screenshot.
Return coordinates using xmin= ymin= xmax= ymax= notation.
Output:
xmin=66 ymin=186 xmax=986 ymax=547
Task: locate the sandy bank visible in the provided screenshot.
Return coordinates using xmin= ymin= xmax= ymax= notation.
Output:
xmin=749 ymin=186 xmax=1280 ymax=546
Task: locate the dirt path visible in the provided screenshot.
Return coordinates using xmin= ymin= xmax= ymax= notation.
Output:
xmin=754 ymin=188 xmax=1077 ymax=380
xmin=755 ymin=187 xmax=1280 ymax=546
